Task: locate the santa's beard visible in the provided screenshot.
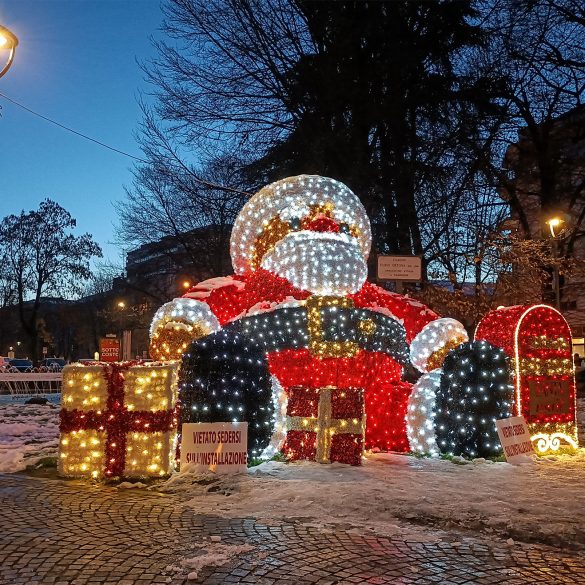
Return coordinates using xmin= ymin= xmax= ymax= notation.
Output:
xmin=260 ymin=231 xmax=368 ymax=296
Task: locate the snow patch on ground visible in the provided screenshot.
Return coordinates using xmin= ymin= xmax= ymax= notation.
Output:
xmin=181 ymin=542 xmax=254 ymax=581
xmin=117 ymin=481 xmax=148 ymax=489
xmin=162 ymin=445 xmax=585 ymax=549
xmin=0 ymin=403 xmax=59 ymax=472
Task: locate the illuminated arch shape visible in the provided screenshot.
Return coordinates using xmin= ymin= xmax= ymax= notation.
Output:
xmin=475 ymin=304 xmax=578 ymax=454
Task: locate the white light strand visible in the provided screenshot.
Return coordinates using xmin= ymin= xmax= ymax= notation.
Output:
xmin=410 ymin=318 xmax=468 ymax=373
xmin=260 ymin=376 xmax=288 ymax=460
xmin=260 ymin=231 xmax=367 ymax=296
xmin=406 ymin=370 xmax=441 ymax=456
xmin=150 ymin=298 xmax=220 ymax=338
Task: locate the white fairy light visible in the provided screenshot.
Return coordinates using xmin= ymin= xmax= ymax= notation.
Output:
xmin=406 ymin=370 xmax=441 ymax=456
xmin=410 ymin=318 xmax=468 ymax=373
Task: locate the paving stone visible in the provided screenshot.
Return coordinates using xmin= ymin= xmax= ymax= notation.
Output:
xmin=1 ymin=473 xmax=585 ymax=584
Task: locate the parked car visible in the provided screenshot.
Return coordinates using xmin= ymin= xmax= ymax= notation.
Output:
xmin=37 ymin=358 xmax=67 ymax=370
xmin=0 ymin=356 xmax=11 ymax=368
xmin=7 ymin=359 xmax=34 ymax=372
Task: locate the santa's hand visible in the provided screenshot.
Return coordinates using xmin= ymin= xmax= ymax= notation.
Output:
xmin=149 ymin=298 xmax=220 ymax=361
xmin=410 ymin=318 xmax=468 ymax=373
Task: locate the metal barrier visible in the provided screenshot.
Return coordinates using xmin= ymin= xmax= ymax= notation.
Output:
xmin=0 ymin=371 xmax=63 ymax=397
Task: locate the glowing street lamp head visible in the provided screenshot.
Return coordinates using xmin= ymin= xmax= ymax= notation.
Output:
xmin=117 ymin=301 xmax=126 ymax=309
xmin=0 ymin=25 xmax=18 ymax=79
xmin=0 ymin=26 xmax=18 ymax=49
xmin=546 ymin=216 xmax=564 ymax=238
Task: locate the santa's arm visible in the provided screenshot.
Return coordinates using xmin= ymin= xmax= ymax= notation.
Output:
xmin=351 ymin=282 xmax=468 ymax=372
xmin=148 ymin=276 xmax=248 ymax=360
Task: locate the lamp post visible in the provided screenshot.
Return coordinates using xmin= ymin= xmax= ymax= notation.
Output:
xmin=545 ymin=216 xmax=564 ymax=310
xmin=115 ymin=300 xmax=132 ymax=360
xmin=0 ymin=25 xmax=19 ymax=79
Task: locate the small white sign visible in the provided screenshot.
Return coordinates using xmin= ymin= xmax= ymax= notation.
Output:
xmin=377 ymin=255 xmax=422 ymax=281
xmin=180 ymin=422 xmax=248 ymax=474
xmin=496 ymin=416 xmax=534 ymax=464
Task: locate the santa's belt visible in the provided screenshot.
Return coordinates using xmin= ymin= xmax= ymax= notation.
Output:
xmin=238 ymin=295 xmax=410 ymax=362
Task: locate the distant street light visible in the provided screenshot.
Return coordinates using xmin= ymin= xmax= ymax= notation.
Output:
xmin=546 ymin=216 xmax=564 ymax=239
xmin=117 ymin=301 xmax=126 ymax=309
xmin=545 ymin=215 xmax=566 ymax=310
xmin=182 ymin=280 xmax=191 ymax=289
xmin=0 ymin=25 xmax=19 ymax=79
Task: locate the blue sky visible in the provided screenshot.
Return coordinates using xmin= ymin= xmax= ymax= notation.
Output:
xmin=0 ymin=0 xmax=164 ymax=265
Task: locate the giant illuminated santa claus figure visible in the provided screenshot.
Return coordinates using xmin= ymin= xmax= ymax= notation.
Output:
xmin=149 ymin=175 xmax=469 ymax=465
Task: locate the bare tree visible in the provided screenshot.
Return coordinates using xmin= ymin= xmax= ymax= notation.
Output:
xmin=136 ymin=0 xmax=501 ymax=267
xmin=480 ymin=0 xmax=585 ymax=237
xmin=117 ymin=147 xmax=248 ymax=282
xmin=0 ymin=200 xmax=102 ymax=360
xmin=127 ymin=0 xmax=583 ymax=309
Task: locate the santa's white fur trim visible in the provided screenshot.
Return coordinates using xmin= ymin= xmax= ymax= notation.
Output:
xmin=410 ymin=318 xmax=468 ymax=373
xmin=260 ymin=231 xmax=367 ymax=296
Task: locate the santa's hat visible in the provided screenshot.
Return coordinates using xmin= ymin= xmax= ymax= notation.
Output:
xmin=230 ymin=175 xmax=372 ymax=274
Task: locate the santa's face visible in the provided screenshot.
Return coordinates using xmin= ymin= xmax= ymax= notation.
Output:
xmin=260 ymin=229 xmax=368 ymax=296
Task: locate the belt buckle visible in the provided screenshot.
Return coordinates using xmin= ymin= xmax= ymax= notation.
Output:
xmin=306 ymin=295 xmax=360 ymax=358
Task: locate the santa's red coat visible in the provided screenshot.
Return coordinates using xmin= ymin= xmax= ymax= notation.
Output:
xmin=182 ymin=268 xmax=439 ymax=452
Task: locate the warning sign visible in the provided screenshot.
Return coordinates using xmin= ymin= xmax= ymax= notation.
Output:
xmin=180 ymin=422 xmax=248 ymax=474
xmin=99 ymin=338 xmax=120 ymax=362
xmin=496 ymin=416 xmax=534 ymax=464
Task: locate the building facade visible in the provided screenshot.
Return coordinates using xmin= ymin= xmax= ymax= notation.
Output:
xmin=503 ymin=105 xmax=585 ymax=352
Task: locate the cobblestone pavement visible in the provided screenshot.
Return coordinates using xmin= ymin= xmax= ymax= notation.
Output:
xmin=1 ymin=473 xmax=584 ymax=585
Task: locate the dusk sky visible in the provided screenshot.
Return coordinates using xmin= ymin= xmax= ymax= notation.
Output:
xmin=0 ymin=0 xmax=164 ymax=266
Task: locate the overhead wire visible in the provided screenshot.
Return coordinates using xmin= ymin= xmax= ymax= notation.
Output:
xmin=0 ymin=91 xmax=251 ymax=196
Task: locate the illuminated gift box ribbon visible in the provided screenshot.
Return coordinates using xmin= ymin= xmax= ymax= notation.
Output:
xmin=285 ymin=385 xmax=365 ymax=464
xmin=60 ymin=362 xmax=178 ymax=478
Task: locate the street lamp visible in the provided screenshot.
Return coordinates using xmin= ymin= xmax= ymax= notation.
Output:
xmin=117 ymin=301 xmax=126 ymax=309
xmin=0 ymin=25 xmax=19 ymax=79
xmin=546 ymin=216 xmax=564 ymax=239
xmin=545 ymin=215 xmax=566 ymax=310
